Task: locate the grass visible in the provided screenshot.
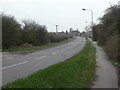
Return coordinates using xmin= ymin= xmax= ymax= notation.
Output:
xmin=3 ymin=41 xmax=96 ymax=88
xmin=97 ymin=42 xmax=105 ymax=49
xmin=86 ymin=37 xmax=89 ymax=40
xmin=2 ymin=38 xmax=76 ymax=52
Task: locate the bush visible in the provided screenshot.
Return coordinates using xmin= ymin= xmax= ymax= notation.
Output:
xmin=49 ymin=33 xmax=72 ymax=43
xmin=93 ymin=5 xmax=119 ymax=62
xmin=2 ymin=13 xmax=72 ymax=49
xmin=21 ymin=20 xmax=49 ymax=46
xmin=105 ymin=34 xmax=118 ymax=61
xmin=2 ymin=14 xmax=21 ymax=49
xmin=49 ymin=33 xmax=57 ymax=42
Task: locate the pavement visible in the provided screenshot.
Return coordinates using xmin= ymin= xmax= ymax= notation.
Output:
xmin=2 ymin=37 xmax=86 ymax=86
xmin=92 ymin=42 xmax=118 ymax=88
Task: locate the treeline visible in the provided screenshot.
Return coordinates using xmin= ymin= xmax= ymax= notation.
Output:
xmin=2 ymin=14 xmax=72 ymax=49
xmin=93 ymin=5 xmax=119 ymax=63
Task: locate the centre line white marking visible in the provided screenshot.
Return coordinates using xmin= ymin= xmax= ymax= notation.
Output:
xmin=52 ymin=53 xmax=56 ymax=55
xmin=35 ymin=55 xmax=46 ymax=60
xmin=2 ymin=61 xmax=28 ymax=70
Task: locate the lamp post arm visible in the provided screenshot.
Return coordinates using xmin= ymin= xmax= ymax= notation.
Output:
xmin=82 ymin=8 xmax=94 ymax=46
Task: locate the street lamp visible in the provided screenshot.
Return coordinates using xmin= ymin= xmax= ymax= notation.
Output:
xmin=82 ymin=8 xmax=93 ymax=46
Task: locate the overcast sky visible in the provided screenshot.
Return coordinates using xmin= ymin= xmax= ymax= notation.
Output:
xmin=0 ymin=0 xmax=119 ymax=32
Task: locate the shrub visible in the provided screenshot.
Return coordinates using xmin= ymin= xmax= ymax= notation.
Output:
xmin=2 ymin=13 xmax=73 ymax=49
xmin=49 ymin=33 xmax=72 ymax=43
xmin=2 ymin=14 xmax=21 ymax=49
xmin=105 ymin=34 xmax=118 ymax=61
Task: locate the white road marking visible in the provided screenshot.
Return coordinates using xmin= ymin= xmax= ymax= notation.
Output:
xmin=2 ymin=61 xmax=28 ymax=70
xmin=35 ymin=55 xmax=46 ymax=60
xmin=52 ymin=53 xmax=56 ymax=55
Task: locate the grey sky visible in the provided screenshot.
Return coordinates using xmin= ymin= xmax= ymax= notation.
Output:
xmin=0 ymin=0 xmax=119 ymax=32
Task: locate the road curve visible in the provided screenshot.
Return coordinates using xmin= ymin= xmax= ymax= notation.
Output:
xmin=2 ymin=37 xmax=86 ymax=86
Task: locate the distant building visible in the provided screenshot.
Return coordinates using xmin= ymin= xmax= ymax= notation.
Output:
xmin=69 ymin=28 xmax=80 ymax=36
xmin=85 ymin=31 xmax=92 ymax=38
xmin=81 ymin=31 xmax=86 ymax=37
xmin=57 ymin=31 xmax=65 ymax=34
xmin=80 ymin=31 xmax=92 ymax=38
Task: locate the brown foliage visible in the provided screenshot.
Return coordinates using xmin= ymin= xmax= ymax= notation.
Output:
xmin=19 ymin=43 xmax=33 ymax=48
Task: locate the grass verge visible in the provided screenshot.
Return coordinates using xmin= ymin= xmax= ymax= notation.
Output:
xmin=2 ymin=37 xmax=76 ymax=52
xmin=3 ymin=41 xmax=96 ymax=88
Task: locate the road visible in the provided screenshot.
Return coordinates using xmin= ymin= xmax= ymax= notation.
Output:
xmin=2 ymin=37 xmax=86 ymax=86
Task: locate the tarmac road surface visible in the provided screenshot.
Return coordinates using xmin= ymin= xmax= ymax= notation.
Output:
xmin=2 ymin=37 xmax=86 ymax=86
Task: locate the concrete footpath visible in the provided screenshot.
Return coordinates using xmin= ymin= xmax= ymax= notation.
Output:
xmin=92 ymin=42 xmax=118 ymax=88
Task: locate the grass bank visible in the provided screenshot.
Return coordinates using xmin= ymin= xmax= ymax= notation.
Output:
xmin=2 ymin=37 xmax=76 ymax=52
xmin=3 ymin=41 xmax=96 ymax=88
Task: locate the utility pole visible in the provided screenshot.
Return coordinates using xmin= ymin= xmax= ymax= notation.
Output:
xmin=82 ymin=8 xmax=93 ymax=47
xmin=55 ymin=25 xmax=59 ymax=34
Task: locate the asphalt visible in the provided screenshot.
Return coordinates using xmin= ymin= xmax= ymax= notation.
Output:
xmin=92 ymin=42 xmax=118 ymax=88
xmin=2 ymin=37 xmax=86 ymax=86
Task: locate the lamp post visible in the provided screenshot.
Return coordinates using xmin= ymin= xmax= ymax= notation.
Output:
xmin=82 ymin=8 xmax=93 ymax=46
